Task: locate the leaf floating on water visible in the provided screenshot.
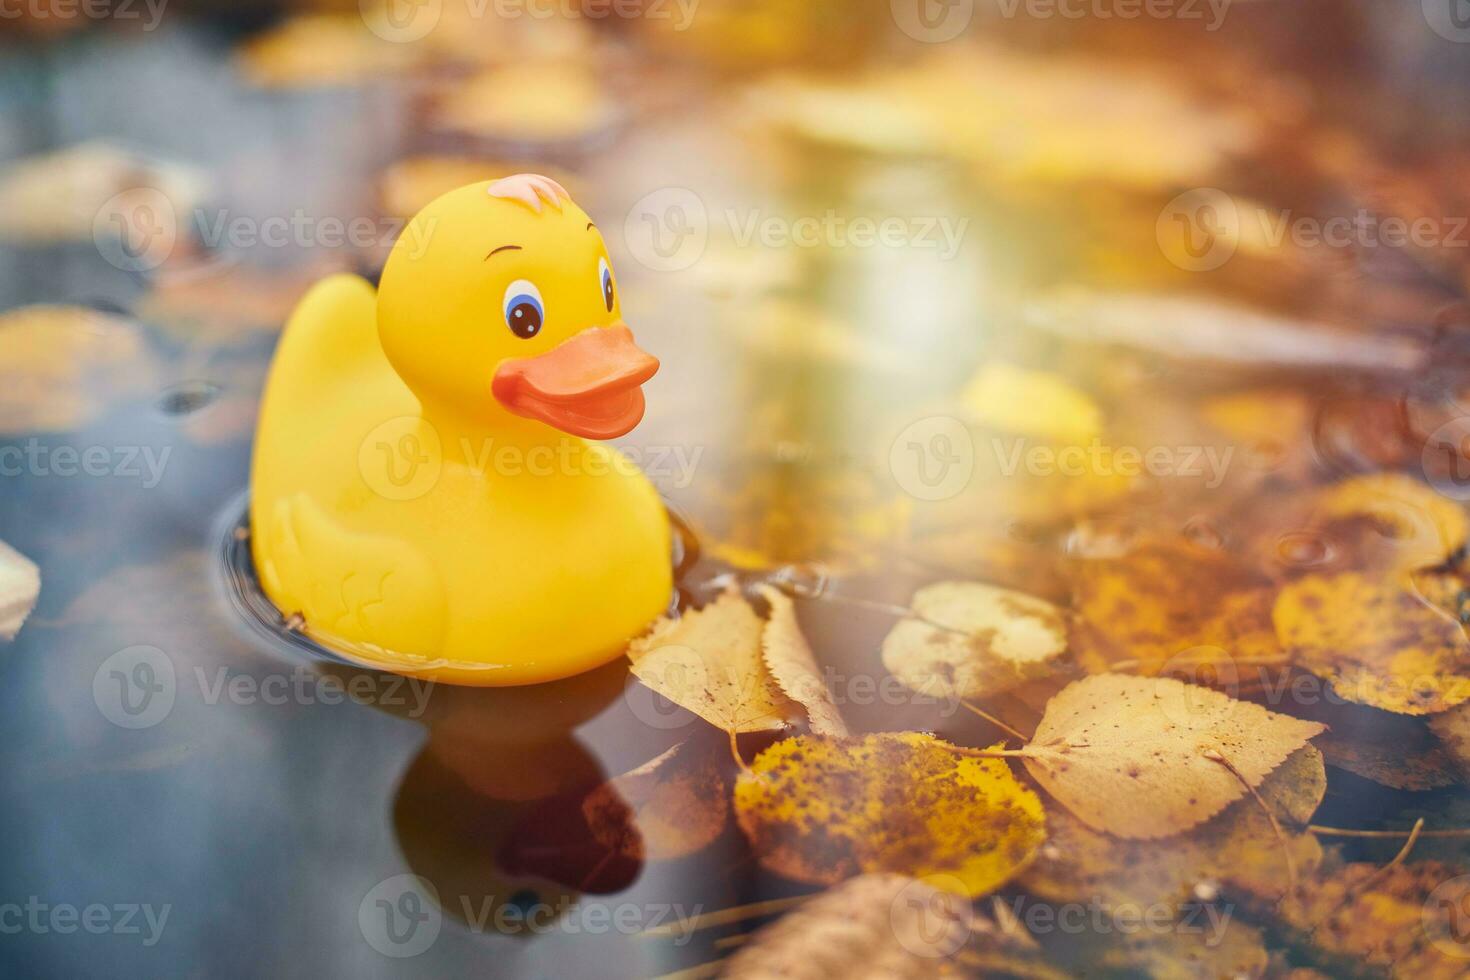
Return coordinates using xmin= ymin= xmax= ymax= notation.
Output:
xmin=0 ymin=541 xmax=40 ymax=642
xmin=627 ymin=587 xmax=793 ymax=734
xmin=720 ymin=873 xmax=1063 ymax=980
xmin=581 ymin=741 xmax=729 ymax=863
xmin=1314 ymin=472 xmax=1468 ymax=574
xmin=1021 ymin=674 xmax=1324 ymax=839
xmin=757 ymin=586 xmax=848 ymax=736
xmin=1281 ymin=695 xmax=1458 ymax=791
xmin=1279 ymin=861 xmax=1470 ymax=978
xmin=1069 ymin=537 xmax=1279 ymax=675
xmin=881 ymin=581 xmax=1067 ymax=701
xmin=1273 ymin=571 xmax=1470 ymax=715
xmin=1021 ymin=746 xmax=1326 ymax=908
xmin=734 ymin=733 xmax=1046 ymax=896
xmin=1428 ymin=701 xmax=1470 ymax=782
xmin=0 ymin=305 xmax=157 ymax=433
xmin=960 ymin=362 xmax=1102 ymax=443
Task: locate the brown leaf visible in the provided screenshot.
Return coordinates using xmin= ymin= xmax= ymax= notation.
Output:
xmin=1314 ymin=472 xmax=1468 ymax=574
xmin=581 ymin=741 xmax=728 ymax=862
xmin=1022 ymin=674 xmax=1325 ymax=839
xmin=627 ymin=587 xmax=793 ymax=734
xmin=720 ymin=873 xmax=1063 ymax=980
xmin=757 ymin=586 xmax=848 ymax=736
xmin=1280 ymin=694 xmax=1459 ymax=791
xmin=1429 ymin=701 xmax=1470 ymax=781
xmin=734 ymin=733 xmax=1046 ymax=896
xmin=881 ymin=581 xmax=1067 ymax=701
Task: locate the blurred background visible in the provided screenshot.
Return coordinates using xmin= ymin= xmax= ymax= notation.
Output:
xmin=6 ymin=1 xmax=1470 ymax=977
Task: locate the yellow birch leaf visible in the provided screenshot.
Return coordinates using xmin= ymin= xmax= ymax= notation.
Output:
xmin=581 ymin=741 xmax=728 ymax=862
xmin=1315 ymin=472 xmax=1468 ymax=573
xmin=0 ymin=540 xmax=40 ymax=642
xmin=627 ymin=587 xmax=793 ymax=734
xmin=1273 ymin=571 xmax=1470 ymax=715
xmin=881 ymin=581 xmax=1067 ymax=701
xmin=1021 ymin=674 xmax=1324 ymax=839
xmin=757 ymin=586 xmax=848 ymax=736
xmin=734 ymin=733 xmax=1046 ymax=897
xmin=961 ymin=362 xmax=1102 ymax=443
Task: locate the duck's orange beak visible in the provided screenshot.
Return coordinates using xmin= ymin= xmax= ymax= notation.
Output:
xmin=492 ymin=324 xmax=659 ymax=439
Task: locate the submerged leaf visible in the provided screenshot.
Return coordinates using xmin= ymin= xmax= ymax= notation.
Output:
xmin=1021 ymin=746 xmax=1326 ymax=908
xmin=961 ymin=362 xmax=1102 ymax=442
xmin=721 ymin=873 xmax=1062 ymax=980
xmin=1022 ymin=674 xmax=1324 ymax=839
xmin=0 ymin=540 xmax=40 ymax=642
xmin=1314 ymin=472 xmax=1468 ymax=573
xmin=757 ymin=586 xmax=848 ymax=736
xmin=627 ymin=588 xmax=793 ymax=734
xmin=581 ymin=741 xmax=728 ymax=862
xmin=881 ymin=581 xmax=1067 ymax=701
xmin=734 ymin=733 xmax=1046 ymax=896
xmin=1274 ymin=571 xmax=1470 ymax=715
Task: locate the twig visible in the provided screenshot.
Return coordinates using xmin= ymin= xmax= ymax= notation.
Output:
xmin=1313 ymin=818 xmax=1425 ymax=940
xmin=1202 ymin=747 xmax=1297 ymax=898
xmin=947 ymin=745 xmax=1035 ymax=760
xmin=960 ymin=700 xmax=1030 ymax=742
xmin=638 ymin=896 xmax=809 ymax=938
xmin=1308 ymin=824 xmax=1470 ymax=839
xmin=728 ymin=729 xmax=751 ymax=773
xmin=799 ymin=591 xmax=971 ymax=637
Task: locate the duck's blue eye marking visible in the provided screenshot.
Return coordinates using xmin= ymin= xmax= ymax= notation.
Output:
xmin=599 ymin=257 xmax=614 ymax=313
xmin=503 ymin=279 xmax=544 ymax=339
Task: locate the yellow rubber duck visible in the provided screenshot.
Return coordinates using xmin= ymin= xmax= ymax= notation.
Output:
xmin=250 ymin=175 xmax=672 ymax=686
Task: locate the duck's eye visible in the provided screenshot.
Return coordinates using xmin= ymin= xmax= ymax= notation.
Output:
xmin=598 ymin=257 xmax=614 ymax=313
xmin=502 ymin=279 xmax=544 ymax=339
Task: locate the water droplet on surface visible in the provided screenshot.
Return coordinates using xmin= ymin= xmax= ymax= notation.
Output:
xmin=766 ymin=562 xmax=830 ymax=599
xmin=1276 ymin=532 xmax=1331 ymax=568
xmin=158 ymin=380 xmax=220 ymax=416
xmin=1182 ymin=517 xmax=1224 ymax=550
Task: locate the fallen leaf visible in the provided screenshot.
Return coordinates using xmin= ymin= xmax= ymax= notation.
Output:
xmin=1314 ymin=472 xmax=1468 ymax=573
xmin=1021 ymin=674 xmax=1325 ymax=839
xmin=581 ymin=741 xmax=728 ymax=862
xmin=1278 ymin=694 xmax=1458 ymax=791
xmin=721 ymin=873 xmax=1063 ymax=980
xmin=757 ymin=586 xmax=848 ymax=736
xmin=1429 ymin=701 xmax=1470 ymax=781
xmin=0 ymin=305 xmax=157 ymax=433
xmin=1280 ymin=861 xmax=1470 ymax=978
xmin=1021 ymin=745 xmax=1326 ymax=908
xmin=734 ymin=733 xmax=1046 ymax=896
xmin=628 ymin=587 xmax=792 ymax=734
xmin=1070 ymin=537 xmax=1279 ymax=674
xmin=961 ymin=362 xmax=1102 ymax=442
xmin=881 ymin=580 xmax=1067 ymax=702
xmin=1274 ymin=571 xmax=1470 ymax=714
xmin=0 ymin=541 xmax=40 ymax=641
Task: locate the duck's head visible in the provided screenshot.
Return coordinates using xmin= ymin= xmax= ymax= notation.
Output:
xmin=377 ymin=175 xmax=657 ymax=439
